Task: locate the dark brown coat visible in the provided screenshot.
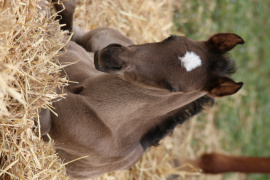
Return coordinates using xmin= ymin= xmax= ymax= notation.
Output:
xmin=40 ymin=1 xmax=245 ymax=179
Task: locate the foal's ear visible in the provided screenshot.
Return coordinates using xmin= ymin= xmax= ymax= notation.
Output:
xmin=207 ymin=77 xmax=243 ymax=97
xmin=206 ymin=33 xmax=245 ymax=53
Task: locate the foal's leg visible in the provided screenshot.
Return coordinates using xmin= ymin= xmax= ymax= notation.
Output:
xmin=52 ymin=0 xmax=134 ymax=52
xmin=38 ymin=108 xmax=52 ymax=135
xmin=178 ymin=152 xmax=270 ymax=174
xmin=52 ymin=0 xmax=86 ymax=41
xmin=52 ymin=0 xmax=76 ymax=32
xmin=74 ymin=27 xmax=135 ymax=52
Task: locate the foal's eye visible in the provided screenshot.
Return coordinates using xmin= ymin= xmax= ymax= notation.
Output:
xmin=162 ymin=81 xmax=175 ymax=92
xmin=163 ymin=35 xmax=176 ymax=42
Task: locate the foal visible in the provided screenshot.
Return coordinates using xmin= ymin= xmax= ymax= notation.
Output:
xmin=40 ymin=1 xmax=246 ymax=179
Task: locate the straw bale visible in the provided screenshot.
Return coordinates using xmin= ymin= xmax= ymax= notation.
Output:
xmin=0 ymin=0 xmax=68 ymax=179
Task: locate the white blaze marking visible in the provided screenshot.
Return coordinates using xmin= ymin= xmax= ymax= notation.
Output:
xmin=178 ymin=51 xmax=202 ymax=72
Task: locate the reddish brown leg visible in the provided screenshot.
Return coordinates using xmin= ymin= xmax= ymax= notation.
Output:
xmin=179 ymin=152 xmax=270 ymax=174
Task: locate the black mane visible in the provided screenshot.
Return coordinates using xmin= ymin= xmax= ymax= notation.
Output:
xmin=140 ymin=95 xmax=214 ymax=150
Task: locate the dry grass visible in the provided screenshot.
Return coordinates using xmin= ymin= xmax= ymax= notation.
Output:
xmin=0 ymin=0 xmax=229 ymax=179
xmin=74 ymin=0 xmax=173 ymax=44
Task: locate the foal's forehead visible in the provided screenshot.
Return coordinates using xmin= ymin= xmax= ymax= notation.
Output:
xmin=168 ymin=36 xmax=206 ymax=72
xmin=178 ymin=51 xmax=202 ymax=72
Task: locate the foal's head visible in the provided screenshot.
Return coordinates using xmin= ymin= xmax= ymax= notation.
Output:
xmin=94 ymin=33 xmax=244 ymax=97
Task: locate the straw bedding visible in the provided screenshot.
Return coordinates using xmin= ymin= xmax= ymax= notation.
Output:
xmin=0 ymin=0 xmax=222 ymax=179
xmin=0 ymin=0 xmax=68 ymax=179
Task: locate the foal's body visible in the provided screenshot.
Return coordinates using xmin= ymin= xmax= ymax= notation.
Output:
xmin=47 ymin=40 xmax=208 ymax=178
xmin=41 ymin=1 xmax=246 ymax=179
